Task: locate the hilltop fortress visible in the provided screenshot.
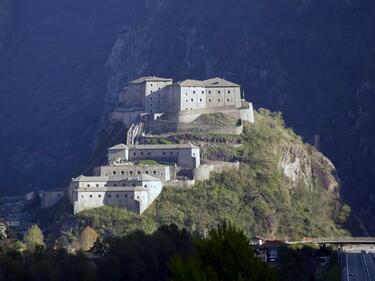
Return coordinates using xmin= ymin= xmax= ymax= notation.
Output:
xmin=111 ymin=76 xmax=254 ymax=133
xmin=68 ymin=76 xmax=253 ymax=215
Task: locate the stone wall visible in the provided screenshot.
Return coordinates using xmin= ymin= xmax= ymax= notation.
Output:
xmin=194 ymin=161 xmax=240 ymax=181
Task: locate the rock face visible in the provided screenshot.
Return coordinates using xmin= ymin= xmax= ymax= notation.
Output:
xmin=0 ymin=0 xmax=375 ymax=232
xmin=279 ymin=145 xmax=338 ymax=192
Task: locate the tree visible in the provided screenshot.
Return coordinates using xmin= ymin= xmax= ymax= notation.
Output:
xmin=23 ymin=225 xmax=45 ymax=252
xmin=80 ymin=226 xmax=99 ymax=252
xmin=169 ymin=224 xmax=277 ymax=281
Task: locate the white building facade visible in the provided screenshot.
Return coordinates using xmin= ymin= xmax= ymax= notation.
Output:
xmin=69 ymin=175 xmax=162 ymax=215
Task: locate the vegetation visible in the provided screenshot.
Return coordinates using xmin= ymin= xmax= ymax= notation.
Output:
xmin=23 ymin=225 xmax=45 ymax=253
xmin=0 ymin=224 xmax=277 ymax=281
xmin=76 ymin=109 xmax=349 ymax=239
xmin=169 ymin=224 xmax=277 ymax=281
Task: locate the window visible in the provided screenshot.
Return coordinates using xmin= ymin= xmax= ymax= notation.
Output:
xmin=148 ymin=152 xmax=151 ymax=155
xmin=89 ymin=195 xmax=93 ymax=198
xmin=191 ymin=98 xmax=194 ymax=102
xmin=137 ymin=196 xmax=140 ymax=199
xmin=153 ymin=171 xmax=157 ymax=174
xmin=218 ymin=91 xmax=221 ymax=94
xmin=121 ymin=171 xmax=125 ymax=175
xmin=208 ymin=99 xmax=212 ymax=102
xmin=114 ymin=184 xmax=117 ymax=187
xmin=208 ymin=90 xmax=211 ymax=94
xmin=108 ymin=194 xmax=111 ymax=198
xmin=96 ymin=184 xmax=99 ymax=187
xmin=228 ymin=90 xmax=231 ymax=94
xmin=81 ymin=195 xmax=84 ymax=198
xmin=201 ymin=91 xmax=204 ymax=94
xmin=132 ymin=183 xmax=136 ymax=187
xmin=122 ymin=183 xmax=126 ymax=187
xmin=138 ymin=171 xmax=141 ymax=174
xmin=218 ymin=99 xmax=221 ymax=102
xmin=133 ymin=152 xmax=136 ymax=156
xmin=145 ymin=184 xmax=148 ymax=188
xmin=125 ymin=194 xmax=128 ymax=198
xmin=113 ymin=171 xmax=117 ymax=175
xmin=141 ymin=152 xmax=144 ymax=156
xmin=186 ymin=100 xmax=188 ymax=103
xmin=170 ymin=152 xmax=173 ymax=155
xmin=98 ymin=194 xmax=102 ymax=198
xmin=193 ymin=90 xmax=196 ymax=94
xmin=199 ymin=99 xmax=202 ymax=102
xmin=162 ymin=152 xmax=166 ymax=155
xmin=87 ymin=184 xmax=90 ymax=187
xmin=116 ymin=194 xmax=119 ymax=198
xmin=227 ymin=99 xmax=230 ymax=102
xmin=145 ymin=171 xmax=149 ymax=174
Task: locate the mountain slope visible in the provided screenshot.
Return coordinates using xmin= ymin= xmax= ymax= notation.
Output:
xmin=73 ymin=110 xmax=349 ymax=239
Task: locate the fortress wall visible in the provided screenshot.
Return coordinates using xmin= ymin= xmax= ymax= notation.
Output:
xmin=194 ymin=162 xmax=240 ymax=181
xmin=94 ymin=165 xmax=172 ymax=181
xmin=111 ymin=109 xmax=143 ymax=127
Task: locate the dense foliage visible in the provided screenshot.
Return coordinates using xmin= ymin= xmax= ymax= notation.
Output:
xmin=76 ymin=110 xmax=349 ymax=240
xmin=0 ymin=224 xmax=276 ymax=281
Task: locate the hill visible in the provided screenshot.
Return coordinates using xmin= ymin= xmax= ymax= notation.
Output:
xmin=62 ymin=109 xmax=350 ymax=240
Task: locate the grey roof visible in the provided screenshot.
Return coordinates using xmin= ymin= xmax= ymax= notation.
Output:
xmin=178 ymin=79 xmax=205 ymax=87
xmin=130 ymin=143 xmax=199 ymax=150
xmin=203 ymin=77 xmax=240 ymax=87
xmin=129 ymin=76 xmax=172 ymax=84
xmin=73 ymin=174 xmax=160 ymax=182
xmin=108 ymin=144 xmax=128 ymax=150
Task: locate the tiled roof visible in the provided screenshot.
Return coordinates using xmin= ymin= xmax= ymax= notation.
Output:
xmin=203 ymin=77 xmax=240 ymax=87
xmin=178 ymin=79 xmax=205 ymax=87
xmin=129 ymin=76 xmax=172 ymax=84
xmin=130 ymin=143 xmax=199 ymax=150
xmin=108 ymin=144 xmax=128 ymax=150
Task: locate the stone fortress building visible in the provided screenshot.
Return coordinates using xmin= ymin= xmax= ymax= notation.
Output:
xmin=112 ymin=76 xmax=254 ymax=127
xmin=68 ymin=76 xmax=253 ymax=215
xmin=68 ymin=143 xmax=201 ymax=214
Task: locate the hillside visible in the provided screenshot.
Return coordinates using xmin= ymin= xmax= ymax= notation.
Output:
xmin=64 ymin=110 xmax=349 ymax=240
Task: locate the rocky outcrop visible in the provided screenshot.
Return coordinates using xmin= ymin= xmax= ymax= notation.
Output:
xmin=279 ymin=145 xmax=338 ymax=192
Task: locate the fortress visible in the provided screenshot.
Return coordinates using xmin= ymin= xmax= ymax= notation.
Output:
xmin=68 ymin=76 xmax=253 ymax=215
xmin=111 ymin=76 xmax=254 ymax=129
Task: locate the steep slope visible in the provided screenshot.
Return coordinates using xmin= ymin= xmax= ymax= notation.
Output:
xmin=74 ymin=110 xmax=349 ymax=239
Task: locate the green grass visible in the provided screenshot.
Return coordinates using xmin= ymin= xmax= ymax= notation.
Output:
xmin=135 ymin=160 xmax=160 ymax=165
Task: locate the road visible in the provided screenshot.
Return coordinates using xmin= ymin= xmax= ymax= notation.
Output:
xmin=342 ymin=253 xmax=375 ymax=281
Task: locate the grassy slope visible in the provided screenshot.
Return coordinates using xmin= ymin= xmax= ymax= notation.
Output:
xmin=76 ymin=109 xmax=349 ymax=239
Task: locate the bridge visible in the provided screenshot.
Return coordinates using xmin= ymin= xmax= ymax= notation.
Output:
xmin=288 ymin=237 xmax=375 ymax=245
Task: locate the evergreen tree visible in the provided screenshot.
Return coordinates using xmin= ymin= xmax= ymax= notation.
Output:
xmin=23 ymin=225 xmax=45 ymax=252
xmin=169 ymin=224 xmax=277 ymax=281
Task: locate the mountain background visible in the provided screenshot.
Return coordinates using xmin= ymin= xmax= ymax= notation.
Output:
xmin=0 ymin=0 xmax=374 ymax=232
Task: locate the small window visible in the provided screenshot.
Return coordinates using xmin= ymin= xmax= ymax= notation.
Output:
xmin=153 ymin=171 xmax=156 ymax=174
xmin=170 ymin=152 xmax=173 ymax=155
xmin=121 ymin=171 xmax=125 ymax=175
xmin=201 ymin=91 xmax=204 ymax=94
xmin=148 ymin=152 xmax=151 ymax=155
xmin=122 ymin=183 xmax=126 ymax=187
xmin=186 ymin=100 xmax=188 ymax=103
xmin=162 ymin=152 xmax=166 ymax=155
xmin=114 ymin=184 xmax=117 ymax=187
xmin=116 ymin=194 xmax=119 ymax=198
xmin=108 ymin=194 xmax=111 ymax=198
xmin=141 ymin=152 xmax=144 ymax=156
xmin=193 ymin=90 xmax=196 ymax=94
xmin=218 ymin=99 xmax=221 ymax=102
xmin=98 ymin=195 xmax=101 ymax=198
xmin=227 ymin=99 xmax=230 ymax=102
xmin=133 ymin=152 xmax=136 ymax=156
xmin=132 ymin=183 xmax=136 ymax=187
xmin=137 ymin=196 xmax=140 ymax=199
xmin=145 ymin=171 xmax=149 ymax=174
xmin=199 ymin=99 xmax=202 ymax=102
xmin=89 ymin=195 xmax=93 ymax=198
xmin=125 ymin=194 xmax=128 ymax=198
xmin=208 ymin=91 xmax=211 ymax=94
xmin=130 ymin=171 xmax=133 ymax=175
xmin=113 ymin=171 xmax=117 ymax=175
xmin=145 ymin=184 xmax=148 ymax=188
xmin=87 ymin=184 xmax=90 ymax=187
xmin=208 ymin=99 xmax=212 ymax=102
xmin=191 ymin=98 xmax=194 ymax=102
xmin=96 ymin=184 xmax=99 ymax=187
xmin=218 ymin=91 xmax=221 ymax=94
xmin=81 ymin=195 xmax=84 ymax=198
xmin=228 ymin=90 xmax=231 ymax=94
xmin=138 ymin=171 xmax=141 ymax=174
